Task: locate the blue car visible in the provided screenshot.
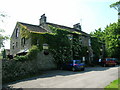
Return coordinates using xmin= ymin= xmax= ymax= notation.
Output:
xmin=61 ymin=60 xmax=85 ymax=71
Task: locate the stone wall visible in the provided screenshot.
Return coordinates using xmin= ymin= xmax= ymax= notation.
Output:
xmin=10 ymin=24 xmax=32 ymax=56
xmin=0 ymin=60 xmax=2 ymax=89
xmin=2 ymin=51 xmax=57 ymax=84
xmin=36 ymin=51 xmax=56 ymax=70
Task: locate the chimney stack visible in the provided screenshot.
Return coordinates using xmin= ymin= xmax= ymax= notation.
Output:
xmin=73 ymin=23 xmax=81 ymax=31
xmin=39 ymin=14 xmax=47 ymax=26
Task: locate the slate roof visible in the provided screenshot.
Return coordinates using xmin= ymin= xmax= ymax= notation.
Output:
xmin=18 ymin=22 xmax=47 ymax=33
xmin=46 ymin=22 xmax=90 ymax=36
xmin=18 ymin=22 xmax=89 ymax=36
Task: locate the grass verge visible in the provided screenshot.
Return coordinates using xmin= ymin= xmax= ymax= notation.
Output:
xmin=105 ymin=78 xmax=120 ymax=90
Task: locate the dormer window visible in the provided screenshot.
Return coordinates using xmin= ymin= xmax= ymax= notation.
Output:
xmin=16 ymin=28 xmax=19 ymax=38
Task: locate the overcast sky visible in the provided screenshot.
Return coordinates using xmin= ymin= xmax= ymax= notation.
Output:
xmin=0 ymin=0 xmax=118 ymax=49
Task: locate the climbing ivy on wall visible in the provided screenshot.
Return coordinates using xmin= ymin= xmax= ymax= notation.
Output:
xmin=15 ymin=24 xmax=89 ymax=66
xmin=30 ymin=27 xmax=72 ymax=65
xmin=30 ymin=25 xmax=88 ymax=66
xmin=18 ymin=22 xmax=30 ymax=39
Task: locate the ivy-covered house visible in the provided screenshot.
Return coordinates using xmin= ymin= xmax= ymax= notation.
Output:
xmin=10 ymin=14 xmax=93 ymax=63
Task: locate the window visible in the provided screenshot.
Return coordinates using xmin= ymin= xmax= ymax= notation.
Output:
xmin=16 ymin=42 xmax=18 ymax=48
xmin=13 ymin=43 xmax=15 ymax=49
xmin=37 ymin=39 xmax=39 ymax=46
xmin=16 ymin=28 xmax=19 ymax=38
xmin=88 ymin=39 xmax=91 ymax=46
xmin=67 ymin=34 xmax=73 ymax=40
xmin=21 ymin=37 xmax=25 ymax=46
xmin=13 ymin=46 xmax=14 ymax=49
xmin=79 ymin=37 xmax=82 ymax=44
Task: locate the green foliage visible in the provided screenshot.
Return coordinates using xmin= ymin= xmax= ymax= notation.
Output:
xmin=90 ymin=28 xmax=105 ymax=42
xmin=91 ymin=21 xmax=120 ymax=58
xmin=105 ymin=78 xmax=120 ymax=89
xmin=30 ymin=25 xmax=87 ymax=66
xmin=2 ymin=58 xmax=42 ymax=84
xmin=104 ymin=23 xmax=120 ymax=58
xmin=2 ymin=49 xmax=6 ymax=59
xmin=14 ymin=45 xmax=39 ymax=61
xmin=0 ymin=13 xmax=9 ymax=48
xmin=0 ymin=52 xmax=2 ymax=59
xmin=16 ymin=24 xmax=88 ymax=65
xmin=110 ymin=1 xmax=120 ymax=11
xmin=30 ymin=27 xmax=72 ymax=64
xmin=91 ymin=37 xmax=102 ymax=62
xmin=72 ymin=36 xmax=82 ymax=59
xmin=26 ymin=45 xmax=39 ymax=60
xmin=18 ymin=23 xmax=30 ymax=38
xmin=14 ymin=55 xmax=28 ymax=61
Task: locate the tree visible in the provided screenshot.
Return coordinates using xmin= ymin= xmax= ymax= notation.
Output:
xmin=91 ymin=22 xmax=120 ymax=59
xmin=0 ymin=13 xmax=9 ymax=48
xmin=110 ymin=1 xmax=120 ymax=21
xmin=110 ymin=1 xmax=120 ymax=12
xmin=90 ymin=28 xmax=105 ymax=63
xmin=110 ymin=1 xmax=120 ymax=58
xmin=104 ymin=22 xmax=120 ymax=58
xmin=2 ymin=49 xmax=6 ymax=59
xmin=90 ymin=28 xmax=105 ymax=42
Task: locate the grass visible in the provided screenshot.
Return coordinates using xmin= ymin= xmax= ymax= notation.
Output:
xmin=105 ymin=78 xmax=120 ymax=90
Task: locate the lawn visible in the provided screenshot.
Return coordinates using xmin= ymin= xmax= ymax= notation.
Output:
xmin=105 ymin=78 xmax=120 ymax=89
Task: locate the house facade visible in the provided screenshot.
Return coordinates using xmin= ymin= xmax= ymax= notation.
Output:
xmin=10 ymin=14 xmax=93 ymax=61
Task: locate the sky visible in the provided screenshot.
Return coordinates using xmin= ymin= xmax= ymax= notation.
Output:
xmin=0 ymin=0 xmax=118 ymax=49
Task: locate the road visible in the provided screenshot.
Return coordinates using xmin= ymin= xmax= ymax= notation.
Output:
xmin=4 ymin=66 xmax=119 ymax=88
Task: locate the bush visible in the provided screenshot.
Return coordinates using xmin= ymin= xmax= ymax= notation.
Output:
xmin=14 ymin=55 xmax=28 ymax=61
xmin=26 ymin=45 xmax=39 ymax=60
xmin=14 ymin=45 xmax=39 ymax=61
xmin=2 ymin=45 xmax=41 ymax=84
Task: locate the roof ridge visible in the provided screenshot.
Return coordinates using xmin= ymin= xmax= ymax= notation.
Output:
xmin=46 ymin=22 xmax=73 ymax=29
xmin=47 ymin=22 xmax=89 ymax=35
xmin=18 ymin=22 xmax=39 ymax=27
xmin=17 ymin=21 xmax=47 ymax=32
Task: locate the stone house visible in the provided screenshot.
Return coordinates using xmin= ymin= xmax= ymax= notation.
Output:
xmin=10 ymin=14 xmax=93 ymax=62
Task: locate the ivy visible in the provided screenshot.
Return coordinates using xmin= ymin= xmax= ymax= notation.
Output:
xmin=18 ymin=22 xmax=30 ymax=39
xmin=14 ymin=45 xmax=39 ymax=61
xmin=15 ymin=24 xmax=89 ymax=66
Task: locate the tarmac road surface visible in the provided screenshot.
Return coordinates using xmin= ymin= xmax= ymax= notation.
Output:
xmin=4 ymin=66 xmax=119 ymax=88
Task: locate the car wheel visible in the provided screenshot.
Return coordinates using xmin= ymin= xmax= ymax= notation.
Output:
xmin=103 ymin=64 xmax=106 ymax=67
xmin=60 ymin=67 xmax=63 ymax=70
xmin=113 ymin=65 xmax=115 ymax=67
xmin=81 ymin=68 xmax=85 ymax=71
xmin=72 ymin=67 xmax=76 ymax=72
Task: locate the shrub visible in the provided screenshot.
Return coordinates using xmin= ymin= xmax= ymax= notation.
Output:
xmin=26 ymin=45 xmax=39 ymax=60
xmin=14 ymin=55 xmax=28 ymax=61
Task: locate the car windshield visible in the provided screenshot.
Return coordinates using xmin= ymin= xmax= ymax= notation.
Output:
xmin=106 ymin=58 xmax=113 ymax=61
xmin=112 ymin=58 xmax=118 ymax=60
xmin=75 ymin=60 xmax=82 ymax=64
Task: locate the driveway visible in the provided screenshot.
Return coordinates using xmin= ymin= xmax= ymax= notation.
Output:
xmin=4 ymin=66 xmax=119 ymax=88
